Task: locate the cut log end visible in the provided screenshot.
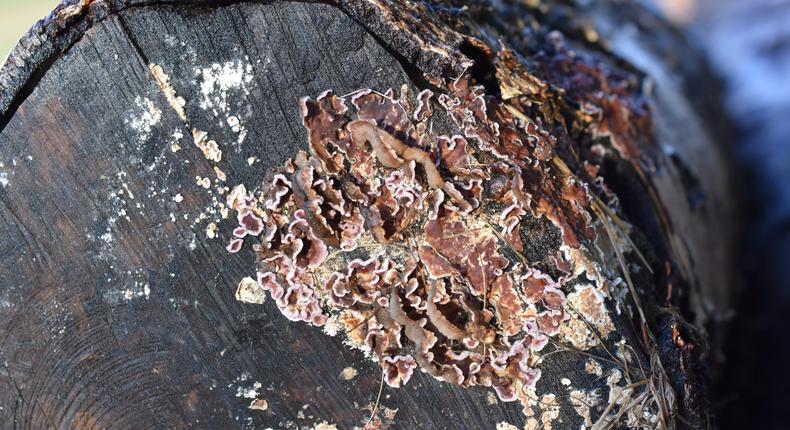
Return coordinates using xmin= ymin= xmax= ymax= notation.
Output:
xmin=0 ymin=1 xmax=734 ymax=428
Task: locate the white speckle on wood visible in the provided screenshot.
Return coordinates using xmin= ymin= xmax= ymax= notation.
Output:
xmin=321 ymin=315 xmax=342 ymax=337
xmin=195 ymin=59 xmax=254 ymax=117
xmin=100 ymin=231 xmax=113 ymax=244
xmin=235 ymin=380 xmax=262 ymax=399
xmin=126 ymin=96 xmax=162 ymax=141
xmin=206 ymin=222 xmax=218 ymax=239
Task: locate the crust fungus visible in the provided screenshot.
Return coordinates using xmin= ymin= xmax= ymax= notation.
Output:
xmin=228 ymin=77 xmax=636 ymax=419
xmin=382 ymin=355 xmax=417 ymax=387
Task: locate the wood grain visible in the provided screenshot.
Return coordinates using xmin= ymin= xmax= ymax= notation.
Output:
xmin=0 ymin=2 xmax=541 ymax=428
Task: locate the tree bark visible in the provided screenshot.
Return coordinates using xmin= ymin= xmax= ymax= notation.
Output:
xmin=0 ymin=1 xmax=734 ymax=429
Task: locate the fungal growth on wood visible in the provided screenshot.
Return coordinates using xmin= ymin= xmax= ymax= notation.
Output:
xmin=0 ymin=0 xmax=733 ymax=427
xmin=227 ymin=71 xmax=667 ymax=422
xmin=214 ymin=1 xmax=726 ymax=426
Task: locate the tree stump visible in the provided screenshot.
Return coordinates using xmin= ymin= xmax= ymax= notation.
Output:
xmin=0 ymin=1 xmax=735 ymax=429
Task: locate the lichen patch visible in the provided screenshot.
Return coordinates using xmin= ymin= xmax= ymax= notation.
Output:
xmin=585 ymin=359 xmax=603 ymax=377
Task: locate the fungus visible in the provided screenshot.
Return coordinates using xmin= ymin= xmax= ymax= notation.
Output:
xmin=442 ymin=137 xmax=484 ymax=179
xmin=418 ymin=245 xmax=457 ymax=279
xmin=413 ymin=89 xmax=434 ymax=122
xmin=227 ymin=184 xmax=248 ymax=211
xmin=382 ymin=355 xmax=417 ymax=387
xmin=425 ymin=281 xmax=467 ymax=340
xmin=283 ymin=212 xmax=329 ymax=270
xmin=192 ymin=129 xmax=222 ymax=162
xmin=226 ymin=238 xmax=243 ymax=253
xmin=280 ymin=283 xmax=327 ymax=326
xmin=347 ymin=120 xmax=443 ymax=189
xmin=229 ymin=80 xmax=623 ymax=419
xmin=561 ymin=284 xmax=615 ymax=348
xmin=326 ymin=257 xmax=387 ymax=306
xmin=263 ymin=174 xmax=292 ymax=210
xmin=257 ymin=271 xmax=285 ymax=303
xmin=248 ymin=398 xmax=269 ymax=412
xmin=300 ymin=91 xmax=348 ymax=173
xmin=236 ymin=212 xmax=264 ymax=237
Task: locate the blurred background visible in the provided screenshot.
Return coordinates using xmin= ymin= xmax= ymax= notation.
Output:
xmin=1 ymin=0 xmax=788 ymax=428
xmin=0 ymin=0 xmax=58 ymax=62
xmin=655 ymin=0 xmax=790 ymax=428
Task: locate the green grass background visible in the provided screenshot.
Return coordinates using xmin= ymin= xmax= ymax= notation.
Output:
xmin=1 ymin=0 xmax=60 ymax=63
